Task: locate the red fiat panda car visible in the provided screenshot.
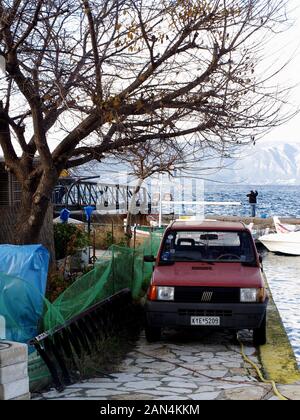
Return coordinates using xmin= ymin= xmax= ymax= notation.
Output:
xmin=144 ymin=221 xmax=268 ymax=345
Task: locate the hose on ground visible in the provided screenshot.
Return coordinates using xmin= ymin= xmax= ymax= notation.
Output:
xmin=238 ymin=339 xmax=288 ymax=401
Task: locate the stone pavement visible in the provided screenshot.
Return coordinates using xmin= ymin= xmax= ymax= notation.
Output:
xmin=34 ymin=329 xmax=291 ymax=401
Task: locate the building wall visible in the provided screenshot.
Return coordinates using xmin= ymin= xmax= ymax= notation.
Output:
xmin=0 ymin=164 xmax=9 ymax=206
xmin=0 ymin=163 xmax=54 ymax=261
xmin=0 ymin=163 xmax=21 ymax=207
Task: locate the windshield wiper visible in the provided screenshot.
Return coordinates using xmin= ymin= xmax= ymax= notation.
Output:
xmin=158 ymin=260 xmax=175 ymax=266
xmin=176 ymin=256 xmax=199 ymax=261
xmin=159 ymin=258 xmax=215 ymax=265
xmin=197 ymin=260 xmax=215 ymax=265
xmin=176 ymin=258 xmax=215 ymax=264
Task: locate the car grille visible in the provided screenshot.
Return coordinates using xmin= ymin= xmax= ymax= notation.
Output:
xmin=178 ymin=309 xmax=232 ymax=317
xmin=174 ymin=287 xmax=240 ymax=303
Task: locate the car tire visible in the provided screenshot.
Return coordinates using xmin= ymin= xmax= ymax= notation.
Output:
xmin=145 ymin=326 xmax=161 ymax=342
xmin=253 ymin=313 xmax=267 ymax=346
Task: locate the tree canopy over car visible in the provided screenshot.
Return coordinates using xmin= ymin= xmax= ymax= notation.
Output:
xmin=0 ymin=0 xmax=293 ymax=243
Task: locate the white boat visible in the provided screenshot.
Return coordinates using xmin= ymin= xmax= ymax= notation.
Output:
xmin=273 ymin=216 xmax=300 ymax=234
xmin=259 ymin=230 xmax=300 ymax=256
xmin=247 ymin=222 xmax=270 ymax=241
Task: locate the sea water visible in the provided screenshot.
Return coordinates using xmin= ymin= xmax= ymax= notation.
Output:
xmin=168 ymin=182 xmax=300 ymax=362
xmin=203 ymin=183 xmax=300 ymax=365
xmin=204 ymin=184 xmax=300 ymax=218
xmin=263 ymin=253 xmax=300 ymax=367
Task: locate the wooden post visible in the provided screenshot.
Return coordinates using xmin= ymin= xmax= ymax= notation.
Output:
xmin=92 ymin=229 xmax=96 ymax=267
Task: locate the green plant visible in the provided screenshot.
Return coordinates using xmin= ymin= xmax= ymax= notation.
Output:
xmin=104 ymin=231 xmax=113 ymax=248
xmin=46 ymin=271 xmax=73 ymax=302
xmin=104 ymin=231 xmax=127 ymax=248
xmin=54 ymin=223 xmax=89 ymax=260
xmin=117 ymin=236 xmax=128 ymax=248
xmin=93 ymin=225 xmax=128 ymax=250
xmin=103 ymin=232 xmax=127 ymax=249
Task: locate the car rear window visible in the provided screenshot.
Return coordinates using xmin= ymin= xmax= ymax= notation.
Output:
xmin=160 ymin=230 xmax=256 ymax=263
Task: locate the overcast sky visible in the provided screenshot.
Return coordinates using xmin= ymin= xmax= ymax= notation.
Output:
xmin=261 ymin=0 xmax=300 ymax=144
xmin=1 ymin=1 xmax=299 ymax=159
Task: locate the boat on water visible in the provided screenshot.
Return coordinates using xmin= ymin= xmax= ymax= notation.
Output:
xmin=258 ymin=217 xmax=300 ymax=256
xmin=259 ymin=231 xmax=300 ymax=255
xmin=273 ymin=216 xmax=300 ymax=234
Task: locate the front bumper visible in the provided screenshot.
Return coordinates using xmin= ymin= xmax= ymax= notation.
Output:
xmin=145 ymin=300 xmax=268 ymax=330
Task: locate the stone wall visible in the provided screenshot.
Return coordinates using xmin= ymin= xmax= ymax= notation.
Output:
xmin=0 ymin=341 xmax=30 ymax=400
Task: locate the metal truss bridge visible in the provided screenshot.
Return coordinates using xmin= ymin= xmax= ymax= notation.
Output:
xmin=52 ymin=176 xmax=150 ymax=214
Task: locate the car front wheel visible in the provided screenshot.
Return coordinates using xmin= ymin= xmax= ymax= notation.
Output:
xmin=253 ymin=313 xmax=267 ymax=346
xmin=145 ymin=326 xmax=161 ymax=343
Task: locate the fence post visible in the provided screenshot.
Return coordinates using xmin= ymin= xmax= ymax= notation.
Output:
xmin=131 ymin=226 xmax=137 ymax=289
xmin=92 ymin=229 xmax=96 ymax=267
xmin=133 ymin=224 xmax=137 ymax=251
xmin=110 ymin=221 xmax=115 ymax=293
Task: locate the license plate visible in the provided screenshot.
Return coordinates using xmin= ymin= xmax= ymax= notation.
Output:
xmin=190 ymin=316 xmax=220 ymax=326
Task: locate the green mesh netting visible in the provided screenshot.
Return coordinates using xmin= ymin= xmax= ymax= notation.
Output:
xmin=29 ymin=230 xmax=163 ymax=386
xmin=43 ymin=230 xmax=162 ymax=331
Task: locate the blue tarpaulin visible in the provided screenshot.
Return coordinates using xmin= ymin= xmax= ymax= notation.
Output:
xmin=0 ymin=245 xmax=49 ymax=344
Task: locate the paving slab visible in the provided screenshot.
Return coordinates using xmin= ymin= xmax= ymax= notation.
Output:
xmin=35 ymin=329 xmax=300 ymax=401
xmin=277 ymin=385 xmax=300 ymax=400
xmin=222 ymin=385 xmax=269 ymax=400
xmin=189 ymin=391 xmax=221 ymax=400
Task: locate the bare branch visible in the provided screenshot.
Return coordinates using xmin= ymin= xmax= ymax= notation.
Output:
xmin=0 ymin=0 xmax=295 ymax=242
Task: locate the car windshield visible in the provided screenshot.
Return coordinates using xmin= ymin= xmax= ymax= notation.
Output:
xmin=160 ymin=230 xmax=256 ymax=263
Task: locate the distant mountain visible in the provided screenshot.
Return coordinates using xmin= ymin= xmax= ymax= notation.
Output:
xmin=73 ymin=141 xmax=300 ymax=186
xmin=206 ymin=142 xmax=300 ymax=185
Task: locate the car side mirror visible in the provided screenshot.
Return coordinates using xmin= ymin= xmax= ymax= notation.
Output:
xmin=144 ymin=255 xmax=156 ymax=263
xmin=259 ymin=254 xmax=263 ymax=264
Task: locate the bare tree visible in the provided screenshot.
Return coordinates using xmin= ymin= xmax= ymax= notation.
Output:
xmin=0 ymin=0 xmax=292 ymax=244
xmin=113 ymin=139 xmax=185 ymax=238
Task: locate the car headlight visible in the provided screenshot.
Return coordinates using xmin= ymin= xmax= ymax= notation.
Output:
xmin=157 ymin=287 xmax=175 ymax=301
xmin=240 ymin=288 xmax=258 ymax=303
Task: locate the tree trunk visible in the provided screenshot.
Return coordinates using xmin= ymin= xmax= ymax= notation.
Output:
xmin=1 ymin=205 xmax=55 ymax=262
xmin=15 ymin=171 xmax=58 ymax=245
xmin=16 ymin=192 xmax=49 ymax=244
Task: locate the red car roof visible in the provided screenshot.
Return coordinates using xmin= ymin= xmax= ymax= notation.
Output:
xmin=168 ymin=220 xmax=247 ymax=231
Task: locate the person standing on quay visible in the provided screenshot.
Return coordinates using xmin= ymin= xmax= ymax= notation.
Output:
xmin=247 ymin=190 xmax=258 ymax=217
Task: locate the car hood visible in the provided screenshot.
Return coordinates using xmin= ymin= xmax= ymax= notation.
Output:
xmin=152 ymin=262 xmax=264 ymax=288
